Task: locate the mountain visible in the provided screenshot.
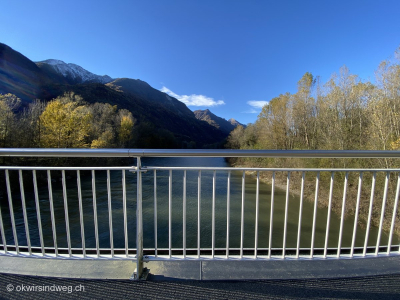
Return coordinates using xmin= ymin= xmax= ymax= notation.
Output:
xmin=194 ymin=109 xmax=243 ymax=134
xmin=106 ymin=78 xmax=189 ymax=116
xmin=0 ymin=42 xmax=228 ymax=148
xmin=228 ymin=118 xmax=246 ymax=128
xmin=0 ymin=43 xmax=52 ymax=101
xmin=43 ymin=82 xmax=226 ymax=147
xmin=37 ymin=59 xmax=113 ymax=84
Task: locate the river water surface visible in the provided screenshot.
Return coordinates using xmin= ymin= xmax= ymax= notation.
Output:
xmin=0 ymin=157 xmax=397 ymax=252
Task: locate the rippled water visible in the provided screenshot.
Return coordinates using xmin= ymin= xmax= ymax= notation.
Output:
xmin=0 ymin=157 xmax=397 ymax=251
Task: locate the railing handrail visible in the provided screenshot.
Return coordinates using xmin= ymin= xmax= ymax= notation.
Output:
xmin=2 ymin=148 xmax=400 ymax=158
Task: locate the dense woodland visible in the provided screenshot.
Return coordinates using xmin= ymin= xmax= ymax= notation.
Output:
xmin=227 ymin=58 xmax=400 ymax=157
xmin=0 ymin=92 xmax=135 ymax=149
xmin=226 ymin=50 xmax=400 ymax=235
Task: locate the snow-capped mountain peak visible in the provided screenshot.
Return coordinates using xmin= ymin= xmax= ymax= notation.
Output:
xmin=37 ymin=59 xmax=113 ymax=84
xmin=42 ymin=59 xmax=67 ymax=66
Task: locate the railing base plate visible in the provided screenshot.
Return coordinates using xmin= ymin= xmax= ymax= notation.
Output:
xmin=131 ymin=268 xmax=150 ymax=280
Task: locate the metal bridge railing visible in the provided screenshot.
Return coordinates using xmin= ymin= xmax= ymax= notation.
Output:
xmin=1 ymin=149 xmax=400 ymax=280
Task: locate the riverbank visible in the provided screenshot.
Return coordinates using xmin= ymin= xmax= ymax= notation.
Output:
xmin=231 ymin=159 xmax=400 ymax=238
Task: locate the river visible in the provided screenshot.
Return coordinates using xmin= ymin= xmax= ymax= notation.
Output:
xmin=0 ymin=157 xmax=397 ymax=252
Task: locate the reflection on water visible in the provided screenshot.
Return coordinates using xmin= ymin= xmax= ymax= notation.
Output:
xmin=0 ymin=157 xmax=397 ymax=252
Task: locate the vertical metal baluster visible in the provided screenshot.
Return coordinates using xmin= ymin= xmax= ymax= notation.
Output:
xmin=136 ymin=158 xmax=143 ymax=278
xmin=92 ymin=170 xmax=99 ymax=257
xmin=240 ymin=171 xmax=245 ymax=258
xmin=226 ymin=171 xmax=231 ymax=259
xmin=107 ymin=170 xmax=114 ymax=258
xmin=363 ymin=172 xmax=376 ymax=256
xmin=376 ymin=172 xmax=389 ymax=255
xmin=0 ymin=174 xmax=7 ymax=253
xmin=282 ymin=172 xmax=290 ymax=259
xmin=19 ymin=170 xmax=31 ymax=255
xmin=350 ymin=172 xmax=363 ymax=257
xmin=122 ymin=170 xmax=128 ymax=258
xmin=169 ymin=169 xmax=172 ymax=258
xmin=268 ymin=172 xmax=275 ymax=259
xmin=337 ymin=172 xmax=348 ymax=258
xmin=388 ymin=173 xmax=400 ymax=254
xmin=310 ymin=172 xmax=320 ymax=258
xmin=296 ymin=172 xmax=305 ymax=258
xmin=6 ymin=170 xmax=19 ymax=255
xmin=62 ymin=170 xmax=71 ymax=257
xmin=323 ymin=172 xmax=334 ymax=258
xmin=197 ymin=170 xmax=201 ymax=258
xmin=212 ymin=170 xmax=216 ymax=259
xmin=154 ymin=170 xmax=158 ymax=258
xmin=33 ymin=171 xmax=44 ymax=256
xmin=254 ymin=171 xmax=260 ymax=259
xmin=183 ymin=170 xmax=187 ymax=259
xmin=77 ymin=171 xmax=86 ymax=258
xmin=47 ymin=170 xmax=58 ymax=257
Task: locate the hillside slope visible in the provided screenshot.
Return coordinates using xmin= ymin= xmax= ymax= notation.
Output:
xmin=194 ymin=109 xmax=243 ymax=134
xmin=0 ymin=43 xmax=228 ymax=148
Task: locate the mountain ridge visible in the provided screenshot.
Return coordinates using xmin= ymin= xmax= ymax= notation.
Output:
xmin=106 ymin=78 xmax=190 ymax=117
xmin=37 ymin=59 xmax=113 ymax=84
xmin=0 ymin=42 xmax=53 ymax=100
xmin=0 ymin=42 xmax=231 ymax=148
xmin=228 ymin=118 xmax=246 ymax=128
xmin=194 ymin=109 xmax=244 ymax=134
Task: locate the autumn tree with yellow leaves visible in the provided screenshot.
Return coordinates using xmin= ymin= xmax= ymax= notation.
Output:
xmin=34 ymin=92 xmax=136 ymax=149
xmin=40 ymin=93 xmax=92 ymax=148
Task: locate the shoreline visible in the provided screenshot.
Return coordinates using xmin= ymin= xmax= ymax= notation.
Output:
xmin=235 ymin=165 xmax=313 ymax=203
xmin=234 ymin=163 xmax=399 ymax=236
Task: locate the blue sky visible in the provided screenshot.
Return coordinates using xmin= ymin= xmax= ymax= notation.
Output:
xmin=1 ymin=0 xmax=400 ymax=125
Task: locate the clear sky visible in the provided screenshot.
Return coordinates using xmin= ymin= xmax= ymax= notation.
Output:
xmin=1 ymin=0 xmax=400 ymax=125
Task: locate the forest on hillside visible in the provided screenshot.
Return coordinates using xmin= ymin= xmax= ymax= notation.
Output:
xmin=225 ymin=50 xmax=400 ymax=235
xmin=0 ymin=92 xmax=136 ymax=150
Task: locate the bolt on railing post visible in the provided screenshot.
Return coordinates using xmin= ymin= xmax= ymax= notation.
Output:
xmin=136 ymin=157 xmax=144 ymax=279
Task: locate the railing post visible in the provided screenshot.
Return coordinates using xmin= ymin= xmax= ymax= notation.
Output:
xmin=135 ymin=157 xmax=144 ymax=279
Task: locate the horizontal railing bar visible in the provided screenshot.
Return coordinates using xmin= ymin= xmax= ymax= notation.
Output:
xmin=0 ymin=148 xmax=132 ymax=157
xmin=2 ymin=246 xmax=390 ymax=252
xmin=144 ymin=247 xmax=386 ymax=251
xmin=0 ymin=166 xmax=137 ymax=170
xmin=0 ymin=247 xmax=136 ymax=251
xmin=2 ymin=148 xmax=400 ymax=158
xmin=2 ymin=247 xmax=397 ymax=251
xmin=144 ymin=254 xmax=399 ymax=261
xmin=2 ymin=166 xmax=400 ymax=173
xmin=145 ymin=167 xmax=400 ymax=172
xmin=3 ymin=252 xmax=397 ymax=260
